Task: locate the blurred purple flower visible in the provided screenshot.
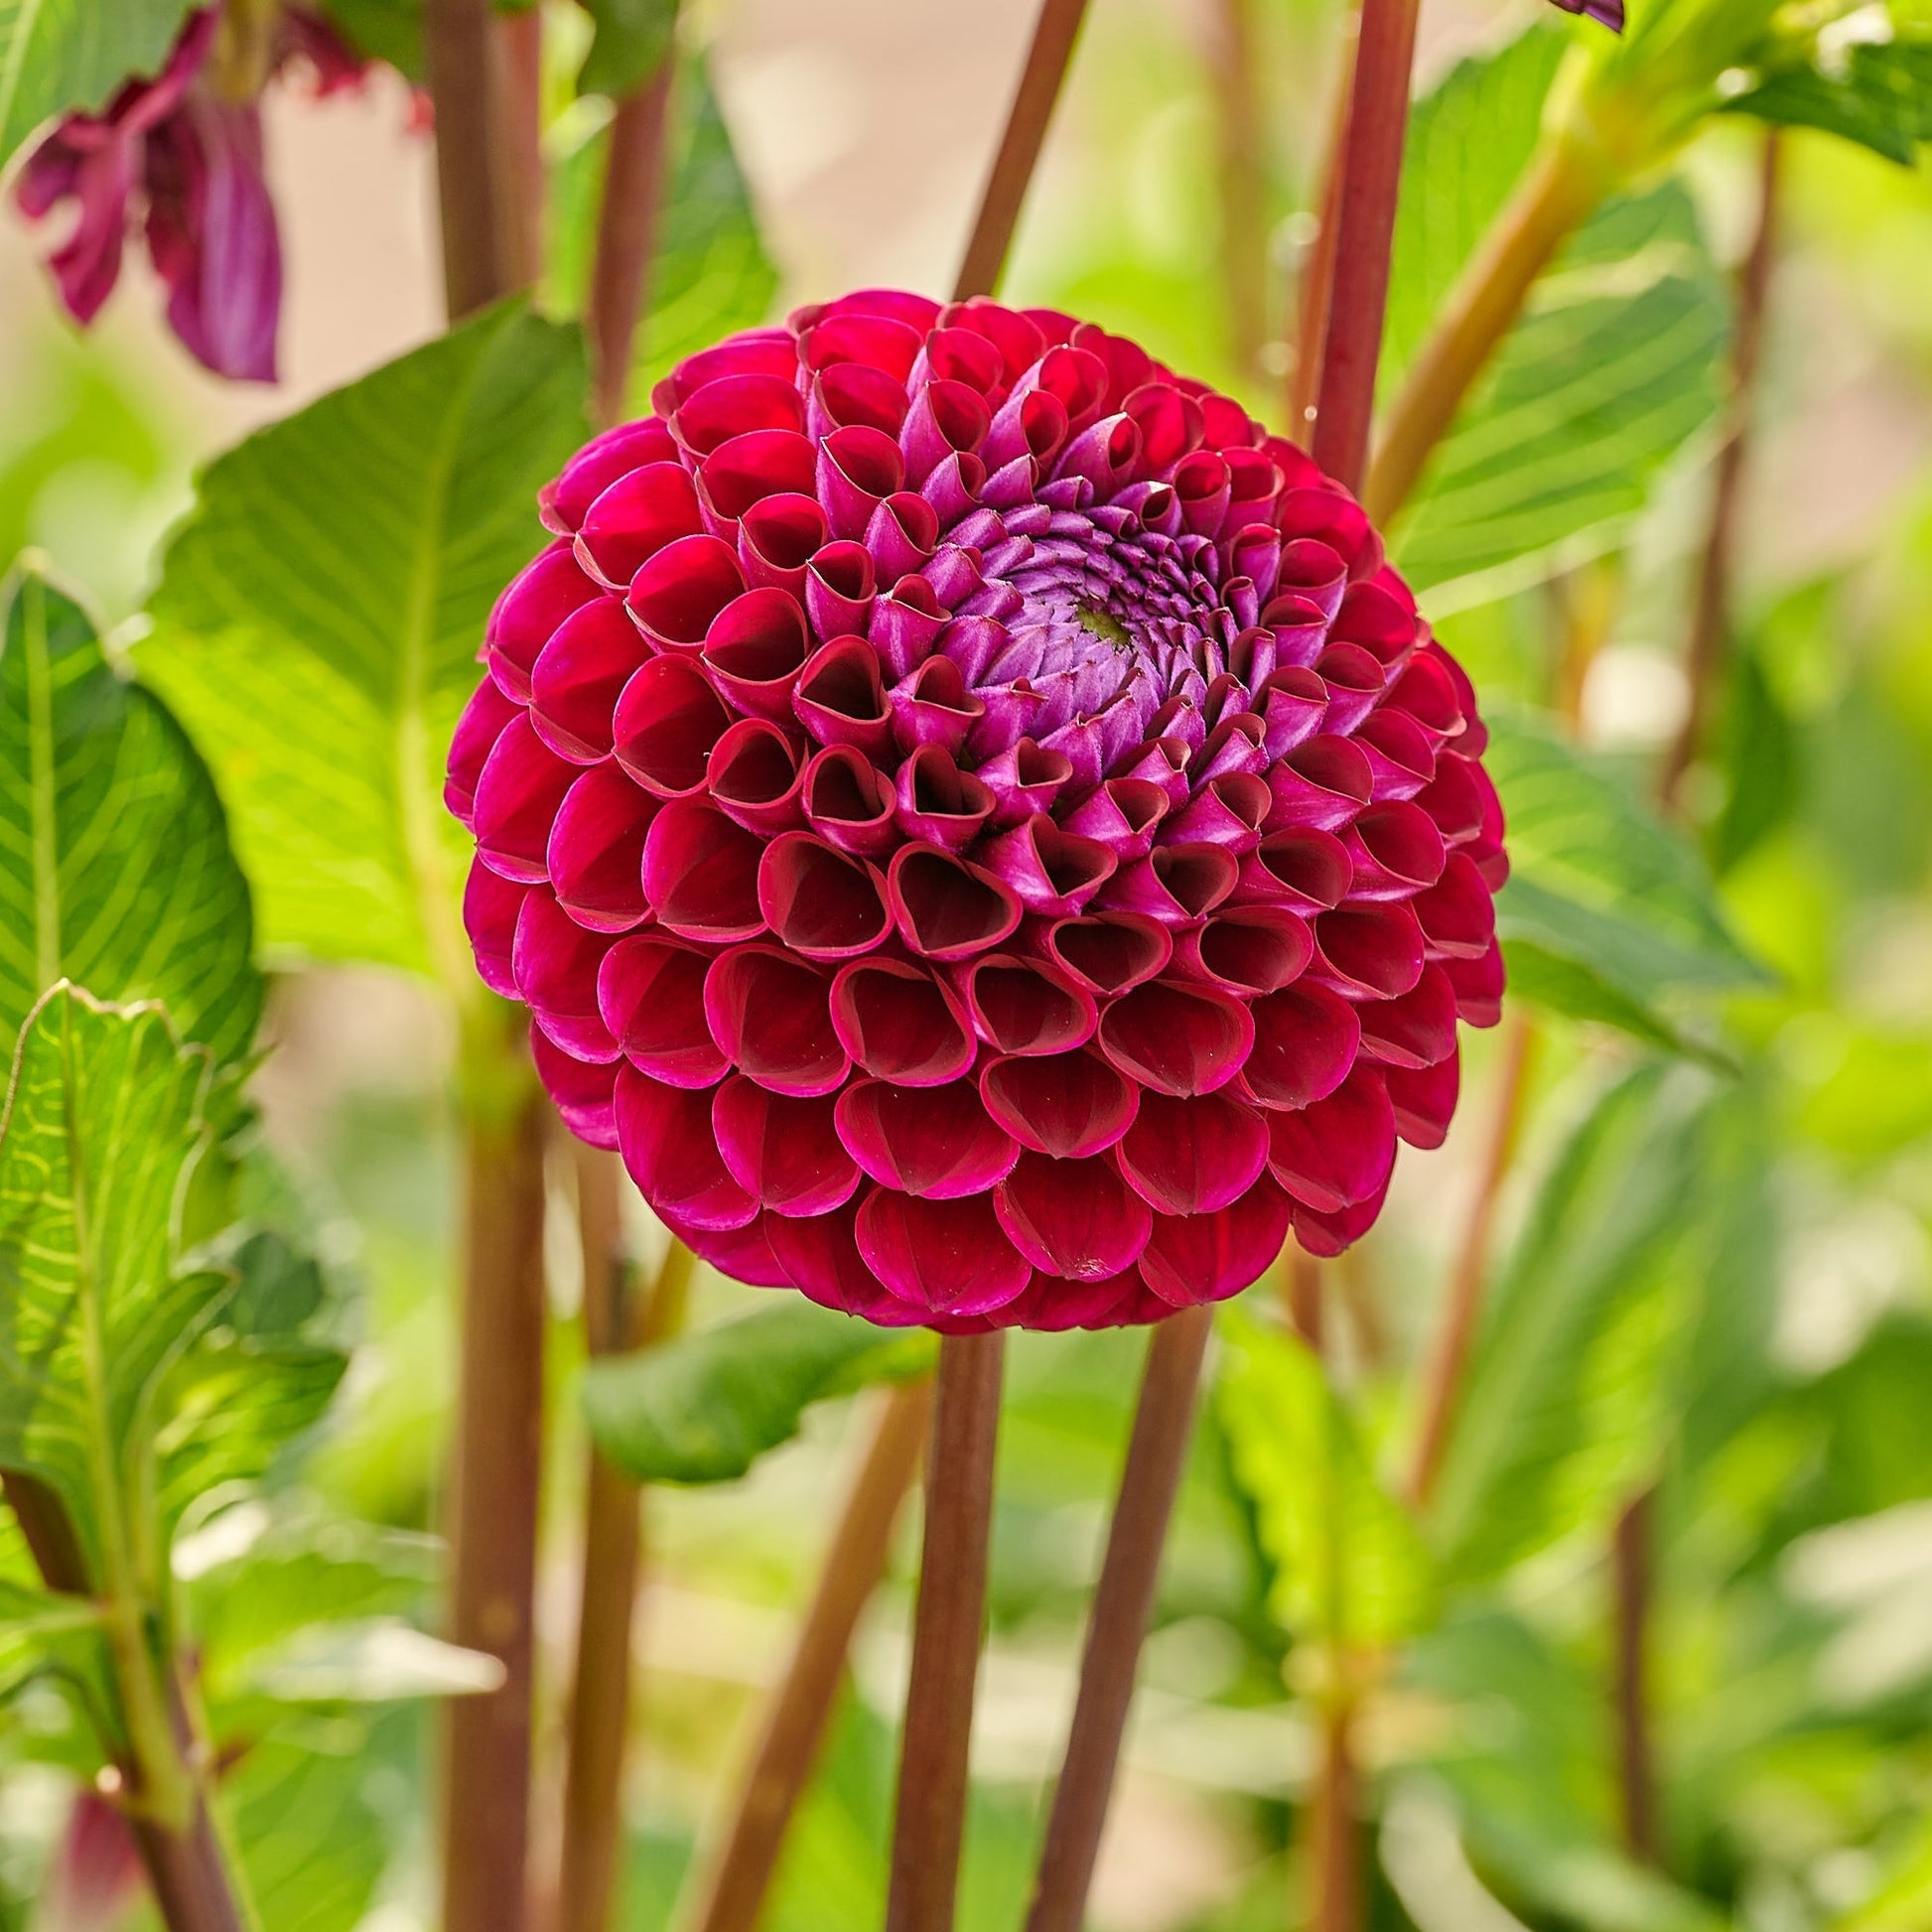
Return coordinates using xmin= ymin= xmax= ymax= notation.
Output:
xmin=12 ymin=3 xmax=386 ymax=383
xmin=1549 ymin=0 xmax=1626 ymax=32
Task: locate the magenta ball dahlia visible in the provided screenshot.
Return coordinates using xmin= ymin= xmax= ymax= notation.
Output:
xmin=447 ymin=291 xmax=1505 ymax=1331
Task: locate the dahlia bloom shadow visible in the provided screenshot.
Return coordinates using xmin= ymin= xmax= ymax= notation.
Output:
xmin=449 ymin=294 xmax=1505 ymax=1330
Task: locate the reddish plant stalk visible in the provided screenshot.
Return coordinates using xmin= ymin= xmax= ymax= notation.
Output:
xmin=1611 ymin=1491 xmax=1656 ymax=1861
xmin=1308 ymin=0 xmax=1422 ymax=491
xmin=423 ymin=0 xmax=522 ymax=315
xmin=589 ymin=59 xmax=679 ymax=429
xmin=1406 ymin=1011 xmax=1538 ymax=1508
xmin=1290 ymin=8 xmax=1358 ymax=436
xmin=1285 ymin=1243 xmax=1324 ymax=1348
xmin=1207 ymin=0 xmax=1269 ymax=379
xmin=441 ymin=1055 xmax=550 ymax=1932
xmin=1024 ymin=1305 xmax=1213 ymax=1932
xmin=683 ymin=1378 xmax=934 ymax=1932
xmin=1309 ymin=1699 xmax=1362 ymax=1932
xmin=497 ymin=4 xmax=546 ymax=291
xmin=556 ymin=1151 xmax=692 ymax=1932
xmin=885 ymin=1332 xmax=1006 ymax=1932
xmin=1658 ymin=130 xmax=1782 ymax=810
xmin=953 ymin=0 xmax=1091 ymax=301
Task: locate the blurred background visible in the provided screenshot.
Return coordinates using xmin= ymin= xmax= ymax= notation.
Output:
xmin=5 ymin=1 xmax=1932 ymax=1927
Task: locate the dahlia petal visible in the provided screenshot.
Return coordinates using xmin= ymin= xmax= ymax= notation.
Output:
xmin=978 ymin=814 xmax=1116 ymax=914
xmin=531 ymin=597 xmax=648 ymax=761
xmin=464 ymin=857 xmax=527 ymax=998
xmin=548 ymin=761 xmax=653 ymax=932
xmin=641 ymin=800 xmax=766 ymax=941
xmin=1139 ymin=1175 xmax=1292 ymax=1308
xmin=447 ymin=677 xmax=520 ymax=826
xmin=700 ymin=429 xmax=817 ymax=525
xmin=1059 ymin=777 xmax=1169 ymax=859
xmin=1117 ymin=1091 xmax=1268 ymax=1215
xmin=810 ymin=360 xmax=911 ymax=440
xmin=758 ymin=832 xmax=893 ymax=958
xmin=990 ymin=1267 xmax=1147 ymax=1331
xmin=1100 ymin=843 xmax=1238 ymax=926
xmin=1041 ymin=912 xmax=1173 ymax=995
xmin=1357 ymin=961 xmax=1459 ymax=1070
xmin=1311 ymin=901 xmax=1426 ymax=1000
xmin=1385 ymin=648 xmax=1463 ymax=739
xmin=835 ymin=1077 xmax=1019 ymax=1197
xmin=486 ymin=542 xmax=601 ymax=701
xmin=804 ymin=304 xmax=927 ymax=375
xmin=889 ymin=655 xmax=985 ymax=757
xmin=615 ymin=1065 xmax=759 ymax=1230
xmin=1265 ymin=1066 xmax=1396 ymax=1214
xmin=703 ymin=946 xmax=849 ymax=1096
xmin=1414 ymin=850 xmax=1497 ymax=960
xmin=708 ymin=719 xmax=807 ymax=835
xmin=805 ymin=541 xmax=877 ymax=638
xmin=739 ymin=493 xmax=828 ymax=596
xmin=866 ymin=490 xmax=942 ymax=581
xmin=894 ymin=745 xmax=997 ymax=850
xmin=979 ymin=1049 xmax=1138 ymax=1158
xmin=1230 ymin=828 xmax=1351 ymax=914
xmin=1388 ymin=1050 xmax=1459 ymax=1151
xmin=800 ymin=746 xmax=898 ymax=855
xmin=913 ymin=326 xmax=1007 ymax=398
xmin=1263 ymin=734 xmax=1373 ymax=832
xmin=869 ymin=575 xmax=948 ymax=679
xmin=1173 ymin=906 xmax=1312 ymax=997
xmin=1116 ymin=738 xmax=1192 ymax=806
xmin=984 ymin=384 xmax=1069 ymax=471
xmin=672 ymin=372 xmax=805 ymax=456
xmin=577 ymin=463 xmax=704 ymax=589
xmin=900 ymin=381 xmax=992 ymax=488
xmin=994 ymin=1153 xmax=1153 ymax=1281
xmin=660 ymin=1208 xmax=792 ymax=1289
xmin=475 ymin=715 xmax=579 ymax=883
xmin=713 ymin=1079 xmax=862 ymax=1216
xmin=856 ymin=1190 xmax=1033 ymax=1316
xmin=1255 ymin=666 xmax=1330 ymax=759
xmin=1354 ymin=710 xmax=1437 ymax=801
xmin=829 ymin=959 xmax=977 ymax=1086
xmin=1332 ymin=582 xmax=1415 ymax=665
xmin=818 ymin=424 xmax=904 ymax=540
xmin=599 ymin=935 xmax=727 ymax=1087
xmin=1098 ymin=980 xmax=1254 ymax=1096
xmin=793 ymin=635 xmax=895 ymax=759
xmin=1344 ymin=798 xmax=1447 ymax=900
xmin=960 ymin=954 xmax=1097 ymax=1055
xmin=542 ymin=419 xmax=675 ymax=533
xmin=978 ymin=739 xmax=1074 ymax=829
xmin=1312 ymin=643 xmax=1385 ymax=735
xmin=531 ymin=1025 xmax=620 ymax=1150
xmin=1271 ymin=539 xmax=1348 ymax=621
xmin=1123 ymin=381 xmax=1205 ymax=472
xmin=1163 ymin=772 xmax=1269 ymax=851
xmin=767 ymin=1201 xmax=927 ymax=1324
xmin=663 ymin=332 xmax=800 ymax=405
xmin=625 ymin=533 xmax=746 ymax=651
xmin=702 ymin=587 xmax=812 ymax=721
xmin=614 ymin=655 xmax=733 ymax=798
xmin=1444 ymin=938 xmax=1505 ymax=1028
xmin=888 ymin=845 xmax=1022 ymax=961
xmin=1242 ymin=983 xmax=1359 ymax=1110
xmin=1293 ymin=1176 xmax=1391 ymax=1259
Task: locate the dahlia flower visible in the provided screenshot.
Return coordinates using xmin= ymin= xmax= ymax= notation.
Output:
xmin=14 ymin=3 xmax=377 ymax=382
xmin=449 ymin=294 xmax=1505 ymax=1331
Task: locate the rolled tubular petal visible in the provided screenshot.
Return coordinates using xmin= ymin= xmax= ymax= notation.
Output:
xmin=450 ymin=295 xmax=1506 ymax=1327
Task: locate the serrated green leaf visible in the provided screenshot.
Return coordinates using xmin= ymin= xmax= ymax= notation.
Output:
xmin=0 ymin=0 xmax=197 ymax=171
xmin=577 ymin=0 xmax=676 ymax=99
xmin=1724 ymin=39 xmax=1932 ymax=166
xmin=582 ymin=1301 xmax=932 ymax=1485
xmin=1395 ymin=184 xmax=1727 ymax=603
xmin=140 ymin=302 xmax=588 ymax=987
xmin=0 ymin=986 xmax=225 ymax=1588
xmin=1429 ymin=1064 xmax=1718 ymax=1585
xmin=0 ymin=565 xmax=260 ymax=1065
xmin=1485 ymin=711 xmax=1768 ymax=1046
xmin=1216 ymin=1307 xmax=1436 ymax=1648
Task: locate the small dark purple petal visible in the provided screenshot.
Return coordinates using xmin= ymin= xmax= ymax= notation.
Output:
xmin=616 ymin=1066 xmax=759 ymax=1230
xmin=1097 ymin=980 xmax=1254 ymax=1097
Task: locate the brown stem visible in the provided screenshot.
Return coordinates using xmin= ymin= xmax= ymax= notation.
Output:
xmin=588 ymin=61 xmax=679 ymax=430
xmin=1289 ymin=7 xmax=1357 ymax=437
xmin=682 ymin=1378 xmax=934 ymax=1932
xmin=557 ymin=1151 xmax=693 ymax=1932
xmin=1657 ymin=130 xmax=1782 ymax=812
xmin=1309 ymin=1699 xmax=1362 ymax=1932
xmin=1285 ymin=1243 xmax=1323 ymax=1348
xmin=1363 ymin=136 xmax=1606 ymax=522
xmin=885 ymin=1331 xmax=1006 ymax=1932
xmin=1308 ymin=0 xmax=1421 ymax=492
xmin=1406 ymin=1011 xmax=1538 ymax=1509
xmin=1612 ymin=1491 xmax=1656 ymax=1863
xmin=423 ymin=0 xmax=523 ymax=315
xmin=1206 ymin=0 xmax=1269 ymax=380
xmin=953 ymin=0 xmax=1091 ymax=301
xmin=1024 ymin=1306 xmax=1213 ymax=1932
xmin=497 ymin=5 xmax=546 ymax=291
xmin=441 ymin=1049 xmax=550 ymax=1932
xmin=3 ymin=1469 xmax=87 ymax=1594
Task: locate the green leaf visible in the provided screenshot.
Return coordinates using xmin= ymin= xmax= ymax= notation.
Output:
xmin=0 ymin=0 xmax=197 ymax=171
xmin=582 ymin=1301 xmax=932 ymax=1485
xmin=1394 ymin=183 xmax=1727 ymax=604
xmin=1485 ymin=711 xmax=1768 ymax=1045
xmin=1216 ymin=1307 xmax=1436 ymax=1647
xmin=1710 ymin=636 xmax=1800 ymax=876
xmin=239 ymin=1618 xmax=502 ymax=1703
xmin=577 ymin=0 xmax=676 ymax=100
xmin=313 ymin=0 xmax=423 ymax=80
xmin=0 ymin=564 xmax=260 ymax=1065
xmin=0 ymin=1574 xmax=101 ymax=1702
xmin=140 ymin=302 xmax=588 ymax=987
xmin=1724 ymin=38 xmax=1932 ymax=166
xmin=1429 ymin=1063 xmax=1718 ymax=1585
xmin=0 ymin=985 xmax=226 ymax=1588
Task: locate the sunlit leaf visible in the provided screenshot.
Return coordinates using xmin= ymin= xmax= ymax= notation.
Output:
xmin=1724 ymin=37 xmax=1932 ymax=166
xmin=577 ymin=0 xmax=676 ymax=99
xmin=0 ymin=0 xmax=196 ymax=170
xmin=1430 ymin=1063 xmax=1718 ymax=1585
xmin=240 ymin=1618 xmax=502 ymax=1703
xmin=1217 ymin=1307 xmax=1436 ymax=1647
xmin=0 ymin=565 xmax=260 ymax=1064
xmin=0 ymin=1575 xmax=101 ymax=1702
xmin=141 ymin=302 xmax=587 ymax=986
xmin=582 ymin=1301 xmax=931 ymax=1485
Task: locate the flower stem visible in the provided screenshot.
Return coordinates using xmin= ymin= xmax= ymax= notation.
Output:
xmin=1024 ymin=1304 xmax=1213 ymax=1932
xmin=589 ymin=59 xmax=679 ymax=429
xmin=1658 ymin=129 xmax=1781 ymax=811
xmin=1363 ymin=133 xmax=1607 ymax=521
xmin=885 ymin=1331 xmax=1006 ymax=1932
xmin=953 ymin=0 xmax=1091 ymax=301
xmin=1611 ymin=1489 xmax=1656 ymax=1862
xmin=1290 ymin=5 xmax=1358 ymax=437
xmin=1406 ymin=1011 xmax=1538 ymax=1509
xmin=497 ymin=4 xmax=546 ymax=291
xmin=557 ymin=1151 xmax=692 ymax=1932
xmin=1308 ymin=1697 xmax=1362 ymax=1932
xmin=681 ymin=1377 xmax=933 ymax=1932
xmin=441 ymin=1012 xmax=550 ymax=1932
xmin=1206 ymin=0 xmax=1269 ymax=381
xmin=1308 ymin=0 xmax=1422 ymax=492
xmin=422 ymin=0 xmax=527 ymax=315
